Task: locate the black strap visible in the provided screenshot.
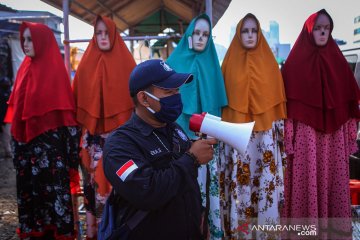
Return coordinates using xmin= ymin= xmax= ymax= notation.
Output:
xmin=109 ymin=210 xmax=148 ymax=240
xmin=126 ymin=210 xmax=148 ymax=230
xmin=202 ymin=164 xmax=210 ymax=238
xmin=109 ymin=188 xmax=149 ymax=240
xmin=197 ymin=133 xmax=210 ymax=238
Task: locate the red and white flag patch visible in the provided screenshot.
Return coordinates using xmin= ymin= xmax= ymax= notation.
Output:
xmin=116 ymin=160 xmax=138 ymax=181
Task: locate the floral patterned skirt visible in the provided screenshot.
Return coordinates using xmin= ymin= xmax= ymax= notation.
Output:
xmin=197 ymin=146 xmax=224 ymax=239
xmin=13 ymin=126 xmax=80 ymax=239
xmin=219 ymin=120 xmax=286 ymax=240
xmin=80 ymin=130 xmax=112 ymax=238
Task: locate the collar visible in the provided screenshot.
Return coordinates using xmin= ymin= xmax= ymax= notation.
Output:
xmin=130 ymin=113 xmax=170 ymax=137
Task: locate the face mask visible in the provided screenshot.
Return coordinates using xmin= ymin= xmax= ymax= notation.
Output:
xmin=144 ymin=91 xmax=183 ymax=123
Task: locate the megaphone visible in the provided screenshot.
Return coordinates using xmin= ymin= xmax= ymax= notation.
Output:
xmin=189 ymin=113 xmax=255 ymax=156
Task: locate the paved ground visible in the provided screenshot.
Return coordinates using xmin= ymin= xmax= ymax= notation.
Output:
xmin=0 ymin=154 xmax=18 ymax=240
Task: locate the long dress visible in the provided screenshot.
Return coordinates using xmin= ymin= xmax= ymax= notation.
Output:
xmin=167 ymin=13 xmax=228 ymax=239
xmin=282 ymin=9 xmax=360 ymax=239
xmin=72 ymin=15 xmax=136 ymax=237
xmin=219 ymin=13 xmax=287 ymax=240
xmin=283 ymin=119 xmax=357 ymax=239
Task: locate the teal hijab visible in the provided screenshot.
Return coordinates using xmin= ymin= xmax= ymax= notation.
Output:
xmin=167 ymin=14 xmax=227 ymax=138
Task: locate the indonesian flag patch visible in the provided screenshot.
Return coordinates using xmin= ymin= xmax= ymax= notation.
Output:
xmin=116 ymin=160 xmax=138 ymax=181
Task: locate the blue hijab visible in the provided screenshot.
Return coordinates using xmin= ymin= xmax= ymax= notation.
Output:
xmin=167 ymin=14 xmax=227 ymax=138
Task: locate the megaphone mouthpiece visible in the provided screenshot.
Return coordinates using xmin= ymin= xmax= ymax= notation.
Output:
xmin=189 ymin=113 xmax=205 ymax=133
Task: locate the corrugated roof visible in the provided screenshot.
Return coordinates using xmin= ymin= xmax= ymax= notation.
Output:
xmin=0 ymin=11 xmax=62 ymax=21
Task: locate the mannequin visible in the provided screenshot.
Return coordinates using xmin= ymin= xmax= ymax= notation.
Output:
xmin=22 ymin=28 xmax=35 ymax=57
xmin=95 ymin=19 xmax=111 ymax=51
xmin=7 ymin=22 xmax=79 ymax=240
xmin=312 ymin=14 xmax=330 ymax=46
xmin=167 ymin=14 xmax=228 ymax=239
xmin=220 ymin=13 xmax=286 ymax=240
xmin=72 ymin=15 xmax=136 ymax=239
xmin=282 ymin=9 xmax=359 ymax=239
xmin=240 ymin=17 xmax=257 ymax=49
xmin=191 ymin=18 xmax=210 ymax=52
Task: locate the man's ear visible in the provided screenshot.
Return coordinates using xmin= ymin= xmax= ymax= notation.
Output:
xmin=137 ymin=91 xmax=150 ymax=107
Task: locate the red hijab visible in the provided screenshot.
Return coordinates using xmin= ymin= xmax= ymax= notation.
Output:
xmin=72 ymin=16 xmax=136 ymax=135
xmin=6 ymin=22 xmax=77 ymax=143
xmin=282 ymin=9 xmax=360 ymax=133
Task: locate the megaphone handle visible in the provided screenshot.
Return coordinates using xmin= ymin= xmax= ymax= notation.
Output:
xmin=195 ymin=132 xmax=207 ymax=139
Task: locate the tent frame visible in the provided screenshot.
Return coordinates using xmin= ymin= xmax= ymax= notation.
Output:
xmin=60 ymin=0 xmax=213 ymax=78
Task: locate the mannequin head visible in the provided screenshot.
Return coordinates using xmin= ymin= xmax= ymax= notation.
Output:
xmin=23 ymin=28 xmax=35 ymax=57
xmin=240 ymin=17 xmax=258 ymax=49
xmin=313 ymin=13 xmax=331 ymax=46
xmin=95 ymin=19 xmax=110 ymax=51
xmin=192 ymin=18 xmax=210 ymax=52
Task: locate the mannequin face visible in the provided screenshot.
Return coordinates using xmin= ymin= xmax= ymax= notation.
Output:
xmin=23 ymin=28 xmax=35 ymax=57
xmin=95 ymin=20 xmax=110 ymax=51
xmin=192 ymin=18 xmax=210 ymax=52
xmin=241 ymin=17 xmax=258 ymax=49
xmin=313 ymin=14 xmax=331 ymax=46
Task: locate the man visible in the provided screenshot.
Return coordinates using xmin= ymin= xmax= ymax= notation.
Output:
xmin=103 ymin=59 xmax=216 ymax=240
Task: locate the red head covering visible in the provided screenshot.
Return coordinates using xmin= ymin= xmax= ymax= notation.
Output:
xmin=72 ymin=16 xmax=136 ymax=135
xmin=6 ymin=22 xmax=77 ymax=143
xmin=282 ymin=9 xmax=360 ymax=133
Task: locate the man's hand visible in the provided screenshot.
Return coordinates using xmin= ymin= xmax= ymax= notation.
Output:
xmin=188 ymin=138 xmax=217 ymax=165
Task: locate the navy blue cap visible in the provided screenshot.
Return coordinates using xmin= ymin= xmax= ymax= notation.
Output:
xmin=129 ymin=59 xmax=193 ymax=96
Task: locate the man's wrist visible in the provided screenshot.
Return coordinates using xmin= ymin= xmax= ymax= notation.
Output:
xmin=185 ymin=151 xmax=200 ymax=168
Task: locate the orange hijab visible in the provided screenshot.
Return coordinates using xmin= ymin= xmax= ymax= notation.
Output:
xmin=221 ymin=13 xmax=286 ymax=131
xmin=73 ymin=16 xmax=136 ymax=134
xmin=7 ymin=22 xmax=77 ymax=143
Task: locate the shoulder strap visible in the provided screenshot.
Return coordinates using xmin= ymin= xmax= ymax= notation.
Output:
xmin=126 ymin=210 xmax=148 ymax=230
xmin=109 ymin=210 xmax=148 ymax=240
xmin=109 ymin=191 xmax=149 ymax=240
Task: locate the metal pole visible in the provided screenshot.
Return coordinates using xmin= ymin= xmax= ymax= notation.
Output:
xmin=62 ymin=0 xmax=71 ymax=80
xmin=63 ymin=34 xmax=182 ymax=44
xmin=205 ymin=0 xmax=212 ymax=26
